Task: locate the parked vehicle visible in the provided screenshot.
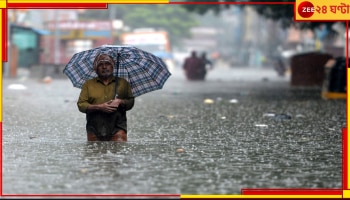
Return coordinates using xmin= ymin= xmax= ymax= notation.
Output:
xmin=120 ymin=28 xmax=174 ymax=72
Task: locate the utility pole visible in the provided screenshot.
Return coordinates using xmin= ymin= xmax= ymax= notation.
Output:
xmin=109 ymin=5 xmax=116 ymax=44
xmin=5 ymin=10 xmax=12 ymax=78
xmin=54 ymin=10 xmax=60 ymax=75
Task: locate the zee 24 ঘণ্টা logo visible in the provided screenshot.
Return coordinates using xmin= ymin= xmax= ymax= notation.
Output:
xmin=298 ymin=1 xmax=315 ymax=18
xmin=297 ymin=1 xmax=350 ymax=20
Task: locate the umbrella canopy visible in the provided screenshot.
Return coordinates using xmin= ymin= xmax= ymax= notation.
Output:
xmin=63 ymin=45 xmax=171 ymax=97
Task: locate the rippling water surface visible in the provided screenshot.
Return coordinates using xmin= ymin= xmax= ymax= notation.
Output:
xmin=3 ymin=67 xmax=344 ymax=195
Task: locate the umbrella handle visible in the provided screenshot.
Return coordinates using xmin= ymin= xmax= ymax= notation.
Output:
xmin=114 ymin=53 xmax=121 ymax=99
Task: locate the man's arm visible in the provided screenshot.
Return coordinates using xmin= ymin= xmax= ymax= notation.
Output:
xmin=77 ymin=81 xmax=118 ymax=114
xmin=77 ymin=83 xmax=90 ymax=113
xmin=86 ymin=102 xmax=118 ymax=113
xmin=108 ymin=79 xmax=135 ymax=111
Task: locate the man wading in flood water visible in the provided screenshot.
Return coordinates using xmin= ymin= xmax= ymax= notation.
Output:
xmin=77 ymin=54 xmax=135 ymax=142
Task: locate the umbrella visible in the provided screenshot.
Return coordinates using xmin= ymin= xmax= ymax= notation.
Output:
xmin=63 ymin=45 xmax=171 ymax=97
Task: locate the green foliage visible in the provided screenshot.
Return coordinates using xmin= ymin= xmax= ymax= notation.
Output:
xmin=181 ymin=0 xmax=341 ymax=32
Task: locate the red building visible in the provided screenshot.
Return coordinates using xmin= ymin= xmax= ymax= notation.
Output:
xmin=40 ymin=20 xmax=115 ymax=66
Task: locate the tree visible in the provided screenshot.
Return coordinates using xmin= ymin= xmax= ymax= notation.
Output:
xmin=181 ymin=0 xmax=342 ymax=33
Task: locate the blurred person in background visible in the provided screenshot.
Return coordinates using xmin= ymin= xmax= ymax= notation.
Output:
xmin=274 ymin=57 xmax=287 ymax=77
xmin=183 ymin=50 xmax=206 ymax=81
xmin=201 ymin=52 xmax=214 ymax=71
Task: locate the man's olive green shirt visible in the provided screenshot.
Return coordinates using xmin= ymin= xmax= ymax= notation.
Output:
xmin=77 ymin=77 xmax=134 ymax=134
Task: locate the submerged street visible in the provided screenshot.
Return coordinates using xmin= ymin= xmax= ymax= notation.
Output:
xmin=2 ymin=65 xmax=345 ymax=195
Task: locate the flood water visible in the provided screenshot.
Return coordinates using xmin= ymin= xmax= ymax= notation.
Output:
xmin=2 ymin=66 xmax=345 ymax=195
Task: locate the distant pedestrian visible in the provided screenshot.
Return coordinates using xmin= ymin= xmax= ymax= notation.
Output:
xmin=182 ymin=51 xmax=206 ymax=81
xmin=274 ymin=57 xmax=286 ymax=77
xmin=201 ymin=52 xmax=214 ymax=71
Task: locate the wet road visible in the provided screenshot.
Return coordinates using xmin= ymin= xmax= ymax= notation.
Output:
xmin=2 ymin=66 xmax=345 ymax=195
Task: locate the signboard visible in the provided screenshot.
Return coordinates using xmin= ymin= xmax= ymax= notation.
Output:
xmin=123 ymin=32 xmax=167 ymax=45
xmin=46 ymin=20 xmax=112 ymax=30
